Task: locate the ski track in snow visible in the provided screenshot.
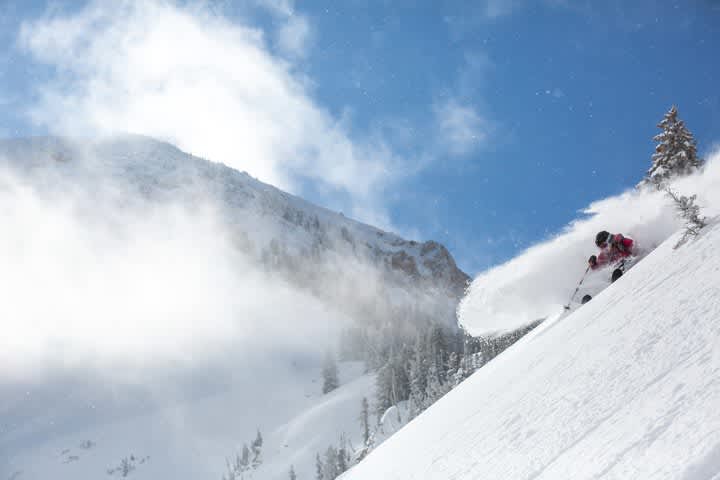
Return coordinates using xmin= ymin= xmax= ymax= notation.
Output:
xmin=342 ymin=222 xmax=720 ymax=480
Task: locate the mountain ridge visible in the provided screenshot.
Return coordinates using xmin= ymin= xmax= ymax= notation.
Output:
xmin=0 ymin=134 xmax=469 ymax=313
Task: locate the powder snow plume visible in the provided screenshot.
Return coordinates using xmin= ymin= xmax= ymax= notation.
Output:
xmin=458 ymin=149 xmax=720 ymax=336
xmin=0 ymin=149 xmax=346 ymax=381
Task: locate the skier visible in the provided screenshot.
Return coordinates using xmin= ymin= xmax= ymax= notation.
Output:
xmin=588 ymin=230 xmax=635 ymax=282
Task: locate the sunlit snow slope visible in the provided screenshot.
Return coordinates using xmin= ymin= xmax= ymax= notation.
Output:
xmin=342 ymin=221 xmax=720 ymax=479
xmin=2 ymin=363 xmax=373 ymax=480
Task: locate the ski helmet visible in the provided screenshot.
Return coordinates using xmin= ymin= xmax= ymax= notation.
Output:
xmin=595 ymin=230 xmax=610 ymax=247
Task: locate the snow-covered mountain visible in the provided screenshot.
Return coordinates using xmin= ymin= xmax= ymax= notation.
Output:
xmin=0 ymin=135 xmax=468 ymax=305
xmin=340 ymin=221 xmax=720 ymax=479
xmin=0 ymin=135 xmax=468 ymax=480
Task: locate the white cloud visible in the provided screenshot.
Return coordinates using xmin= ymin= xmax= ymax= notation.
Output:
xmin=483 ymin=0 xmax=524 ymax=18
xmin=252 ymin=0 xmax=295 ymax=17
xmin=276 ymin=13 xmax=312 ymax=58
xmin=483 ymin=0 xmax=580 ymax=18
xmin=251 ymin=0 xmax=313 ymax=57
xmin=457 ymin=51 xmax=493 ymax=96
xmin=18 ymin=0 xmax=393 ymax=225
xmin=433 ymin=98 xmax=490 ymax=156
xmin=0 ymin=166 xmax=347 ymax=380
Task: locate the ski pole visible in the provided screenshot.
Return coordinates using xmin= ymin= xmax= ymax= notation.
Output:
xmin=564 ymin=265 xmax=590 ymax=310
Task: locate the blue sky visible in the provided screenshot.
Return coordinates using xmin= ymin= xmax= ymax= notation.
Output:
xmin=1 ymin=0 xmax=719 ymax=274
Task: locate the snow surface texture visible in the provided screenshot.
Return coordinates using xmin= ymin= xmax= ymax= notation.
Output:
xmin=342 ymin=219 xmax=720 ymax=480
xmin=458 ymin=149 xmax=720 ymax=335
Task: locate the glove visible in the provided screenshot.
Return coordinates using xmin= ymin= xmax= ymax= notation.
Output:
xmin=588 ymin=255 xmax=597 ymax=267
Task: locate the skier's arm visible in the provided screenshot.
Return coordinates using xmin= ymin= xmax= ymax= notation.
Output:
xmin=622 ymin=237 xmax=634 ymax=253
xmin=590 ymin=251 xmax=610 ymax=269
xmin=589 ymin=254 xmax=606 ymax=270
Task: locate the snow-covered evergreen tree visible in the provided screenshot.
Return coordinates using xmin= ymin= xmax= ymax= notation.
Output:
xmin=356 ymin=397 xmax=373 ymax=462
xmin=374 ymin=344 xmax=411 ymax=417
xmin=251 ymin=430 xmax=263 ymax=469
xmin=452 ymin=362 xmax=466 ymax=388
xmin=322 ymin=446 xmax=339 ymax=480
xmin=223 ymin=456 xmax=241 ymax=480
xmin=424 ymin=361 xmax=447 ymax=408
xmin=642 ymin=105 xmax=703 ymax=187
xmin=322 ymin=350 xmax=340 ymax=394
xmin=408 ymin=337 xmax=428 ymax=419
xmin=446 ymin=351 xmax=459 ymax=383
xmin=315 ymin=453 xmax=324 ymax=480
xmin=337 ymin=434 xmax=349 ymax=473
xmin=222 ymin=459 xmax=238 ymax=480
xmin=664 ymin=187 xmax=707 ymax=248
xmin=359 ymin=397 xmax=370 ymax=447
xmin=428 ymin=326 xmax=448 ymax=384
xmin=374 ymin=362 xmax=393 ymax=418
xmin=120 ymin=458 xmax=135 ymax=477
xmin=289 ymin=465 xmax=297 ymax=480
xmin=240 ymin=444 xmax=250 ymax=471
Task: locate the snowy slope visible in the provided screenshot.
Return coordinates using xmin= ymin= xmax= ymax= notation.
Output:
xmin=341 ymin=221 xmax=720 ymax=479
xmin=2 ymin=362 xmax=374 ymax=480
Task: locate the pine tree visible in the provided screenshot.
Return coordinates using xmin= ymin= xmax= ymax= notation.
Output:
xmin=357 ymin=397 xmax=373 ymax=462
xmin=428 ymin=326 xmax=448 ymax=383
xmin=120 ymin=458 xmax=134 ymax=477
xmin=374 ymin=360 xmax=394 ymax=417
xmin=664 ymin=187 xmax=707 ymax=248
xmin=289 ymin=465 xmax=297 ymax=480
xmin=337 ymin=434 xmax=349 ymax=473
xmin=240 ymin=444 xmax=250 ymax=471
xmin=315 ymin=453 xmax=324 ymax=480
xmin=323 ymin=446 xmax=339 ymax=480
xmin=407 ymin=336 xmax=428 ymax=419
xmin=232 ymin=453 xmax=243 ymax=475
xmin=322 ymin=350 xmax=340 ymax=394
xmin=359 ymin=397 xmax=370 ymax=447
xmin=251 ymin=430 xmax=263 ymax=469
xmin=452 ymin=361 xmax=465 ymax=388
xmin=424 ymin=361 xmax=445 ymax=408
xmin=222 ymin=457 xmax=238 ymax=480
xmin=374 ymin=344 xmax=411 ymax=417
xmin=446 ymin=351 xmax=459 ymax=384
xmin=643 ymin=105 xmax=703 ymax=187
xmin=390 ymin=345 xmax=411 ymax=406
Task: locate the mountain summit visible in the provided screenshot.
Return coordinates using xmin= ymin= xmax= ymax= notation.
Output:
xmin=0 ymin=135 xmax=468 ymax=321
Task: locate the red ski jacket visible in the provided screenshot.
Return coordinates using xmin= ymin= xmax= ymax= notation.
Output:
xmin=591 ymin=233 xmax=634 ymax=270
